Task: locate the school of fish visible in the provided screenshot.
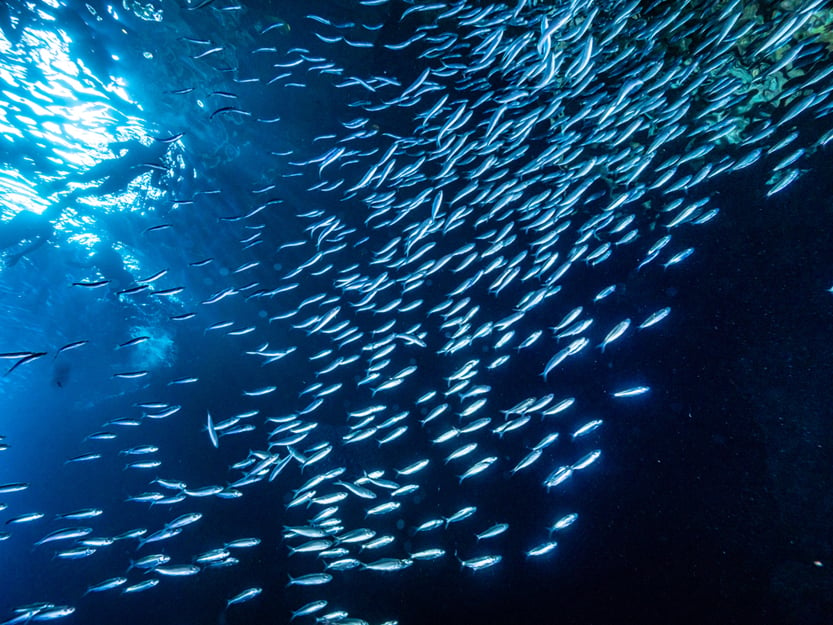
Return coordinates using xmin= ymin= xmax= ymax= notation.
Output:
xmin=1 ymin=0 xmax=833 ymax=623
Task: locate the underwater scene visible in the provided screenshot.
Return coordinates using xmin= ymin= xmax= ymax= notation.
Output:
xmin=0 ymin=1 xmax=832 ymax=624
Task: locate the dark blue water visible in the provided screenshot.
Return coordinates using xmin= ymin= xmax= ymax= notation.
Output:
xmin=1 ymin=1 xmax=832 ymax=625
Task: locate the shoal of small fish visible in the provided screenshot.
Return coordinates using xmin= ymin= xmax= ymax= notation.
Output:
xmin=1 ymin=0 xmax=833 ymax=623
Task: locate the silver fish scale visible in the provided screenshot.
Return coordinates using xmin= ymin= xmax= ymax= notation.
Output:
xmin=0 ymin=0 xmax=831 ymax=623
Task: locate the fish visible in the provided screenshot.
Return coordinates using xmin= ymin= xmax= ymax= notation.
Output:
xmin=54 ymin=340 xmax=89 ymax=358
xmin=194 ymin=548 xmax=231 ymax=564
xmin=598 ymin=319 xmax=631 ymax=352
xmin=225 ymin=538 xmax=261 ymax=549
xmin=54 ymin=508 xmax=103 ymax=520
xmin=458 ymin=456 xmax=497 ymax=483
xmin=572 ymin=419 xmax=603 ymax=439
xmin=476 ymin=523 xmax=509 ymax=541
xmin=396 ymin=459 xmax=430 ymax=476
xmin=639 ymin=307 xmax=671 ymax=330
xmin=84 ymin=578 xmax=127 ymax=595
xmin=291 ymin=600 xmax=328 ymax=621
xmin=226 ymin=587 xmax=262 ymax=608
xmin=612 ymin=386 xmax=651 ymax=398
xmin=572 ymin=449 xmax=602 ymax=471
xmin=446 ymin=506 xmax=477 ymax=526
xmin=155 ymin=565 xmax=201 ymax=576
xmin=6 ymin=512 xmax=45 ymax=525
xmin=64 ymin=453 xmax=102 ymax=464
xmin=116 ymin=336 xmax=151 ymax=349
xmin=153 ymin=133 xmax=184 ymax=144
xmin=165 ymin=513 xmax=203 ymax=530
xmin=71 ymin=280 xmax=110 ymax=288
xmin=544 ymin=467 xmax=574 ymax=490
xmin=112 ymin=370 xmax=149 ymax=380
xmin=243 ymin=385 xmax=277 ymax=397
xmin=0 ymin=482 xmax=29 ymax=494
xmin=3 ymin=1 xmax=833 ymax=624
xmin=526 ymin=541 xmax=558 ymax=557
xmin=286 ymin=573 xmax=333 ymax=587
xmin=5 ymin=352 xmax=47 ymax=375
xmin=551 ymin=513 xmax=579 ymax=533
xmin=511 ymin=449 xmax=543 ymax=474
xmin=458 ymin=554 xmax=502 ymax=571
xmin=35 ymin=527 xmax=94 ymax=545
xmin=54 ymin=547 xmax=96 ymax=559
xmin=129 ymin=554 xmax=170 ymax=570
xmin=122 ymin=580 xmax=160 ymax=594
xmin=363 ymin=558 xmax=413 ymax=572
xmin=209 ymin=106 xmax=252 ymax=120
xmin=206 ymin=411 xmax=219 ymax=449
xmin=542 ymin=338 xmax=589 ymax=380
